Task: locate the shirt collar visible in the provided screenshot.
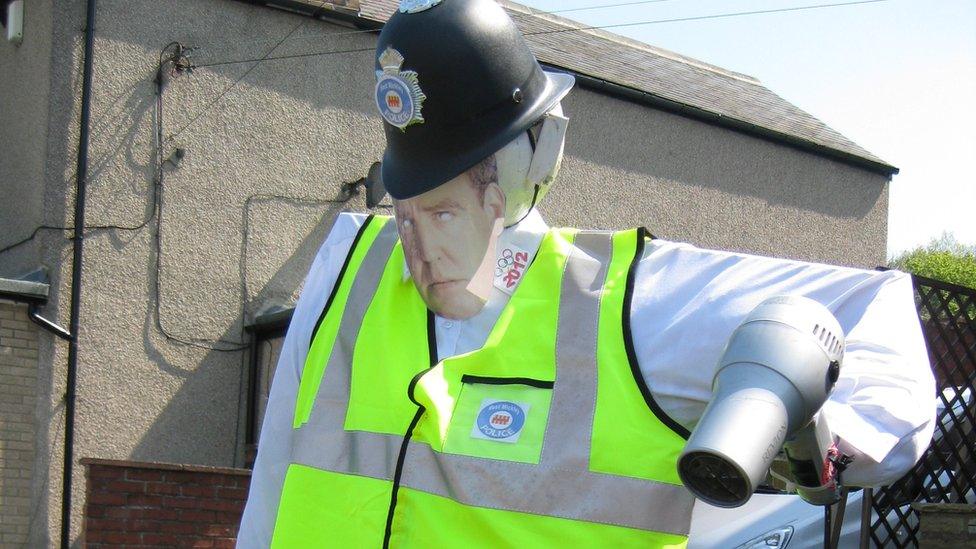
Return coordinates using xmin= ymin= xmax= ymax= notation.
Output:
xmin=500 ymin=208 xmax=548 ymax=255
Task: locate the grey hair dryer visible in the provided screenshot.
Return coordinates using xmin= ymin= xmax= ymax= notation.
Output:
xmin=677 ymin=295 xmax=845 ymax=508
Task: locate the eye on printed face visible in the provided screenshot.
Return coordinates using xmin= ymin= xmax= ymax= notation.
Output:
xmin=394 ymin=169 xmax=505 ymax=319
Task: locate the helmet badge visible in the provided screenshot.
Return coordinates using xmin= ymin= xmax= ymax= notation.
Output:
xmin=375 ymin=47 xmax=427 ymax=131
xmin=398 ymin=0 xmax=442 ymax=13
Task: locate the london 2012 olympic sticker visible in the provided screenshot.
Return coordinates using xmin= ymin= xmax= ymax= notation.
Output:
xmin=375 ymin=47 xmax=426 ymax=130
xmin=493 ymin=244 xmax=530 ymax=295
xmin=471 ymin=400 xmax=529 ymax=444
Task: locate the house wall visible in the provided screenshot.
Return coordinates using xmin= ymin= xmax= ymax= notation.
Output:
xmin=0 ymin=0 xmax=891 ymax=544
xmin=551 ymin=88 xmax=890 ymax=267
xmin=0 ymin=0 xmax=55 ymax=276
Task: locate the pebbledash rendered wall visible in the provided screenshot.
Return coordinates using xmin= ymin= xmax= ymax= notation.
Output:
xmin=0 ymin=0 xmax=892 ymax=545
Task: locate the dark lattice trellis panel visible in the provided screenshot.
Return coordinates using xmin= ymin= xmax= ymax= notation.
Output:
xmin=866 ymin=274 xmax=976 ymax=547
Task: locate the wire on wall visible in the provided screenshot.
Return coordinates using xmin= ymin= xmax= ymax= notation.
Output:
xmin=0 ymin=39 xmax=359 ymax=355
xmin=151 ymin=41 xmax=367 ymax=353
xmin=0 ymin=1 xmax=332 ymax=257
xmin=150 ymin=47 xmax=251 ymax=353
xmin=0 ymin=211 xmax=158 ymax=257
xmin=0 ymin=45 xmax=186 ymax=258
xmin=167 ymin=0 xmax=336 ymax=141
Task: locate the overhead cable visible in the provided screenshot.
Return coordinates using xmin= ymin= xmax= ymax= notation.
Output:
xmin=192 ymin=0 xmax=890 ymax=71
xmin=192 ymin=0 xmax=678 ymax=56
xmin=168 ymin=0 xmax=336 ymax=140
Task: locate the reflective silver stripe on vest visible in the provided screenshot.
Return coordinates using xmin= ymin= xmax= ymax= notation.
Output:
xmin=398 ymin=231 xmax=694 ymax=536
xmin=291 ymin=219 xmax=403 ymax=482
xmin=291 ymin=228 xmax=695 ymax=536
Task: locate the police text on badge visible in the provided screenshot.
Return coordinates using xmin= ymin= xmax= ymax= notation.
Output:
xmin=471 ymin=399 xmax=529 ymax=444
xmin=374 ymin=47 xmax=427 ymax=129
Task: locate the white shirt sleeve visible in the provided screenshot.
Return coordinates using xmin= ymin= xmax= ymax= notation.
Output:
xmin=631 ymin=239 xmax=937 ymax=487
xmin=237 ymin=212 xmax=369 ymax=548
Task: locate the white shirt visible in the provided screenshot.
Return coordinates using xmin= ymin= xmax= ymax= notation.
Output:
xmin=238 ymin=210 xmax=936 ymax=546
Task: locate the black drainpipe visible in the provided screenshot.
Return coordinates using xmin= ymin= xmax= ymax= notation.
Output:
xmin=61 ymin=0 xmax=97 ymax=546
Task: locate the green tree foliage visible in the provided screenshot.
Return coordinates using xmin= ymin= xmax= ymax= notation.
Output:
xmin=890 ymin=232 xmax=976 ymax=290
xmin=890 ymin=232 xmax=976 ymax=321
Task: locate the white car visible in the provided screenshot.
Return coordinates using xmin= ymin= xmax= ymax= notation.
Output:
xmin=689 ymin=489 xmax=865 ymax=548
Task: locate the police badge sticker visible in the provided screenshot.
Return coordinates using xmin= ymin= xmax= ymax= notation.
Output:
xmin=375 ymin=47 xmax=426 ymax=130
xmin=471 ymin=399 xmax=529 ymax=444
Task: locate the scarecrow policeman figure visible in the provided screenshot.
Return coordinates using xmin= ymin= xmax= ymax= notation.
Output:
xmin=239 ymin=0 xmax=935 ymax=546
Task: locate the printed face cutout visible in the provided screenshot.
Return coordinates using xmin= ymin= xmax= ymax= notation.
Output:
xmin=393 ymin=158 xmax=506 ymax=319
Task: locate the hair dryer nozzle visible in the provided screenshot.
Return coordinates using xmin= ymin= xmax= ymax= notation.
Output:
xmin=678 ymin=381 xmax=791 ymax=507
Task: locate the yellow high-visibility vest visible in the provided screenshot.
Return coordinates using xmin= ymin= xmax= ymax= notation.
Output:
xmin=271 ymin=214 xmax=693 ymax=548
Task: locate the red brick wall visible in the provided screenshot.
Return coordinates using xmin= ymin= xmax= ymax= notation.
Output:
xmin=81 ymin=458 xmax=251 ymax=548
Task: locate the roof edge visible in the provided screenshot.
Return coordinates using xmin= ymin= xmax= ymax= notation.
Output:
xmin=255 ymin=0 xmax=383 ymax=29
xmin=565 ymin=69 xmax=899 ymax=177
xmin=0 ymin=276 xmax=49 ymax=304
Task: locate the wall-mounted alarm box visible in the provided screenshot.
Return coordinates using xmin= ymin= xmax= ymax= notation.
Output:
xmin=2 ymin=0 xmax=24 ymax=45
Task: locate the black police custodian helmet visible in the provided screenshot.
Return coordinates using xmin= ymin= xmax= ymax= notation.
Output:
xmin=374 ymin=0 xmax=574 ymax=199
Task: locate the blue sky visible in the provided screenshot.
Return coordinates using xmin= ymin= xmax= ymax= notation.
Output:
xmin=518 ymin=0 xmax=976 ymax=258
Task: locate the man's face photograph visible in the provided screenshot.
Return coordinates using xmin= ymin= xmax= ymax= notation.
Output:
xmin=393 ymin=157 xmax=506 ymax=319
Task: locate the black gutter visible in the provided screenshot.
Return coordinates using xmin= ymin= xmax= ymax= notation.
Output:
xmin=0 ymin=286 xmax=47 ymax=304
xmin=562 ymin=70 xmax=899 ymax=178
xmin=61 ymin=0 xmax=97 ymax=546
xmin=30 ymin=303 xmax=72 ymax=341
xmin=0 ymin=281 xmax=72 ymax=341
xmin=245 ymin=334 xmax=260 ymax=446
